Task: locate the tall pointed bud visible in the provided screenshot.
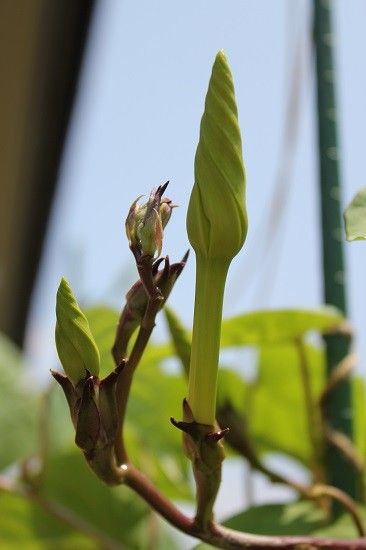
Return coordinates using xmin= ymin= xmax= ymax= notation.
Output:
xmin=187 ymin=50 xmax=247 ymax=261
xmin=55 ymin=278 xmax=100 ymax=386
xmin=187 ymin=51 xmax=247 ymax=425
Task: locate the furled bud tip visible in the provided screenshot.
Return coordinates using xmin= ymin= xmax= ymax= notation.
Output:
xmin=187 ymin=50 xmax=247 ymax=261
xmin=125 ymin=181 xmax=175 ymax=258
xmin=55 ymin=277 xmax=100 ymax=386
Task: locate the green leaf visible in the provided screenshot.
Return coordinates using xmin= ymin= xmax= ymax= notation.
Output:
xmin=44 ymin=450 xmax=149 ymax=547
xmin=353 ymin=376 xmax=366 ymax=459
xmin=84 ymin=306 xmax=119 ymax=379
xmin=0 ymin=333 xmax=38 ymax=470
xmin=221 ymin=308 xmax=343 ymax=347
xmin=0 ymin=491 xmax=93 ymax=548
xmin=249 ymin=344 xmax=325 ymax=465
xmin=164 ymin=306 xmax=190 ymax=375
xmin=344 ymin=187 xmax=366 ymax=241
xmin=312 ymin=505 xmax=366 ymax=539
xmin=196 ymin=502 xmax=366 ymax=548
xmin=166 ymin=305 xmax=344 ymax=351
xmin=224 ymin=501 xmax=324 ymax=535
xmin=55 ymin=278 xmax=100 ymax=385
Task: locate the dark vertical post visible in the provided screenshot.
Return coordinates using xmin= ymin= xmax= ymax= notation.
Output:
xmin=313 ymin=0 xmax=356 ymax=499
xmin=0 ymin=1 xmax=95 ymax=347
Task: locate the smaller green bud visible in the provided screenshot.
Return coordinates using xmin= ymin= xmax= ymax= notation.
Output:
xmin=125 ymin=195 xmax=143 ymax=248
xmin=137 ymin=206 xmax=163 ymax=257
xmin=125 ymin=182 xmax=174 ymax=258
xmin=55 ymin=278 xmax=100 ymax=386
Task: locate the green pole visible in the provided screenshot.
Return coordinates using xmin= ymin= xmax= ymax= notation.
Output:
xmin=313 ymin=0 xmax=357 ymax=499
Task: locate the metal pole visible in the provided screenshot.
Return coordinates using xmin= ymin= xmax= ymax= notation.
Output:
xmin=313 ymin=0 xmax=357 ymax=499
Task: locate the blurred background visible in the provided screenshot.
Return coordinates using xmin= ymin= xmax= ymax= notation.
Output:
xmin=1 ymin=0 xmax=366 ymax=543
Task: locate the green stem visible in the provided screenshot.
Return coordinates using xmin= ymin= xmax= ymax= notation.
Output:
xmin=188 ymin=255 xmax=229 ymax=425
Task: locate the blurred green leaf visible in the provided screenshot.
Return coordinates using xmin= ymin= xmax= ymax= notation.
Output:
xmin=0 ymin=491 xmax=93 ymax=549
xmin=312 ymin=505 xmax=366 ymax=539
xmin=344 ymin=187 xmax=366 ymax=241
xmin=0 ymin=333 xmax=39 ymax=470
xmin=195 ymin=501 xmax=366 ymax=548
xmin=44 ymin=450 xmax=149 ymax=548
xmin=249 ymin=344 xmax=325 ymax=465
xmin=353 ymin=376 xmax=366 ymax=459
xmin=85 ymin=307 xmax=119 ymax=379
xmin=224 ymin=500 xmax=324 ymax=535
xmin=217 ymin=368 xmax=248 ymax=412
xmin=221 ymin=308 xmax=343 ymax=347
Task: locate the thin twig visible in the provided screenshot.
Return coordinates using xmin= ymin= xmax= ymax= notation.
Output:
xmin=309 ymin=484 xmax=365 ymax=537
xmin=319 ymin=352 xmax=357 ymax=407
xmin=325 ymin=426 xmax=365 ymax=474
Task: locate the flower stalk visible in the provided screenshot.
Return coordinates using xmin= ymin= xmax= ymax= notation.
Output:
xmin=188 ymin=257 xmax=229 ymax=425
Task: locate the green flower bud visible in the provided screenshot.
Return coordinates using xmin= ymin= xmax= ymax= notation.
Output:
xmin=125 ymin=195 xmax=143 ymax=248
xmin=137 ymin=207 xmax=163 ymax=257
xmin=187 ymin=50 xmax=247 ymax=261
xmin=187 ymin=51 xmax=247 ymax=425
xmin=125 ymin=183 xmax=173 ymax=258
xmin=55 ymin=278 xmax=100 ymax=386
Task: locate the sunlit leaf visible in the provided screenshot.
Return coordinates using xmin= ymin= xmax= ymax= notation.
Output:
xmin=0 ymin=491 xmax=93 ymax=548
xmin=353 ymin=376 xmax=366 ymax=460
xmin=0 ymin=333 xmax=39 ymax=470
xmin=249 ymin=344 xmax=325 ymax=465
xmin=44 ymin=450 xmax=149 ymax=548
xmin=221 ymin=308 xmax=343 ymax=347
xmin=344 ymin=187 xmax=366 ymax=241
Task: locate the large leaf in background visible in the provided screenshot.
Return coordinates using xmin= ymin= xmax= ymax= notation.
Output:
xmin=0 ymin=333 xmax=39 ymax=470
xmin=44 ymin=450 xmax=150 ymax=548
xmin=85 ymin=307 xmax=191 ymax=501
xmin=220 ymin=308 xmax=343 ymax=347
xmin=165 ymin=307 xmax=328 ymax=466
xmin=0 ymin=450 xmax=178 ymax=549
xmin=249 ymin=344 xmax=325 ymax=465
xmin=344 ymin=187 xmax=366 ymax=241
xmin=195 ymin=501 xmax=366 ymax=548
xmin=164 ymin=307 xmax=249 ymax=413
xmin=353 ymin=376 xmax=366 ymax=460
xmin=0 ymin=491 xmax=93 ymax=549
xmin=224 ymin=501 xmax=324 ymax=535
xmin=165 ymin=306 xmax=343 ymax=353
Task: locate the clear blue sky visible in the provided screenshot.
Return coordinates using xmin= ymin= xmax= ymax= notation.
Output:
xmin=25 ymin=0 xmax=366 ymax=529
